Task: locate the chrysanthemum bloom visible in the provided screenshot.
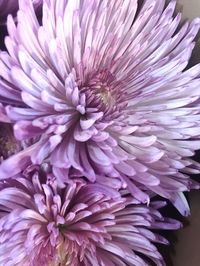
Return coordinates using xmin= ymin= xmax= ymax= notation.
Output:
xmin=0 ymin=0 xmax=200 ymax=211
xmin=0 ymin=0 xmax=42 ymax=23
xmin=0 ymin=167 xmax=181 ymax=266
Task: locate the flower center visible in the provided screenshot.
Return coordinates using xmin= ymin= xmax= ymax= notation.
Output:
xmin=91 ymin=82 xmax=116 ymax=106
xmin=50 ymin=241 xmax=68 ymax=266
xmin=79 ymin=70 xmax=122 ymax=116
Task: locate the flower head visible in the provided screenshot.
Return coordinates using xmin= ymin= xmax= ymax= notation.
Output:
xmin=0 ymin=0 xmax=200 ymax=207
xmin=0 ymin=166 xmax=181 ymax=266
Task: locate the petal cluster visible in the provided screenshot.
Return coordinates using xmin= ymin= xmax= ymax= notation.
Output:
xmin=0 ymin=0 xmax=200 ymax=207
xmin=0 ymin=0 xmax=199 ymax=265
xmin=0 ymin=167 xmax=180 ymax=266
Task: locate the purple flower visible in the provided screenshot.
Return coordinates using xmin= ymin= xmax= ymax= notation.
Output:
xmin=0 ymin=0 xmax=200 ymax=208
xmin=0 ymin=167 xmax=181 ymax=266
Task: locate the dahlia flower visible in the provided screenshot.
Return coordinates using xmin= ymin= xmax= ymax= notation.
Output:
xmin=0 ymin=0 xmax=42 ymax=22
xmin=0 ymin=0 xmax=200 ymax=208
xmin=0 ymin=167 xmax=181 ymax=266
